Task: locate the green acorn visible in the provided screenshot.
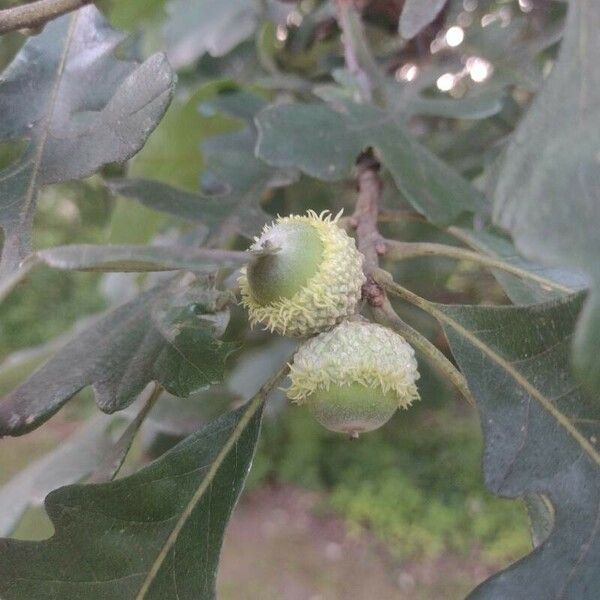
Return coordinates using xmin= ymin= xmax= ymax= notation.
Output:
xmin=287 ymin=320 xmax=420 ymax=436
xmin=239 ymin=211 xmax=365 ymax=337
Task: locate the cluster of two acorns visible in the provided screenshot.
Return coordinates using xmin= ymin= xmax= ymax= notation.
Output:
xmin=239 ymin=211 xmax=420 ymax=437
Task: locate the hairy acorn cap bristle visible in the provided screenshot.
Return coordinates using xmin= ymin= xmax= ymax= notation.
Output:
xmin=239 ymin=211 xmax=365 ymax=337
xmin=287 ymin=320 xmax=420 ymax=409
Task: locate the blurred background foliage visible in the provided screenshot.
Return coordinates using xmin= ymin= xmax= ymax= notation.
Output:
xmin=0 ymin=0 xmax=567 ymax=594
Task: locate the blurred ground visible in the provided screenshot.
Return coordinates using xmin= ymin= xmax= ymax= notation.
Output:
xmin=219 ymin=485 xmax=500 ymax=600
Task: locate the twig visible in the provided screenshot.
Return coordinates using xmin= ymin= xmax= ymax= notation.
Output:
xmin=346 ymin=145 xmax=473 ymax=407
xmin=0 ymin=254 xmax=39 ymax=303
xmin=0 ymin=0 xmax=90 ymax=35
xmin=374 ymin=267 xmax=443 ymax=315
xmin=384 ymin=239 xmax=574 ymax=295
xmin=351 ymin=151 xmax=386 ymax=278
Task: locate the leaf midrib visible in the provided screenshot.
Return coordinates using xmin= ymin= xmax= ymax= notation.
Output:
xmin=21 ymin=13 xmax=78 ymax=239
xmin=134 ymin=364 xmax=288 ymax=599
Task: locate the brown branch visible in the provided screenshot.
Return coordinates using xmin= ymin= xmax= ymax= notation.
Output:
xmin=349 ymin=150 xmax=387 ymax=306
xmin=346 ymin=155 xmax=475 ymax=406
xmin=0 ymin=0 xmax=91 ymax=34
xmin=351 ymin=152 xmax=385 ymax=273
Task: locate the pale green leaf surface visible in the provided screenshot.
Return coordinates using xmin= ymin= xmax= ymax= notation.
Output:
xmin=255 ymin=96 xmax=484 ymax=225
xmin=36 ymin=244 xmax=248 ymax=273
xmin=0 ymin=6 xmax=175 ymax=278
xmin=164 ymin=0 xmax=260 ymax=69
xmin=399 ymin=0 xmax=447 ymax=39
xmin=404 ymin=92 xmax=505 ymax=121
xmin=492 ymin=1 xmax=600 ymax=393
xmin=450 ymin=226 xmax=588 ymax=304
xmin=108 ymin=178 xmax=240 ymax=233
xmin=523 ymin=493 xmax=555 ymax=549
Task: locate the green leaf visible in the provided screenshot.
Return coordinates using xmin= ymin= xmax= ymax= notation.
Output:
xmin=36 ymin=244 xmax=249 ymax=273
xmin=436 ymin=295 xmax=600 ymax=599
xmin=0 ymin=415 xmax=125 ymax=537
xmin=492 ymin=1 xmax=600 ymax=393
xmin=523 ymin=493 xmax=555 ymax=548
xmin=405 ymin=92 xmax=505 ymax=121
xmin=164 ymin=0 xmax=260 ymax=69
xmin=0 ymin=276 xmax=237 ymax=436
xmin=199 ymin=89 xmax=298 ymax=238
xmin=0 ymin=337 xmax=64 ymax=396
xmin=145 ymin=388 xmax=237 ymax=437
xmin=89 ymin=387 xmax=164 ymax=484
xmin=108 ymin=178 xmax=239 ymax=233
xmin=255 ymin=95 xmax=484 ymax=225
xmin=399 ymin=0 xmax=447 ymax=39
xmin=0 ymin=6 xmax=175 ymax=278
xmin=0 ymin=398 xmax=265 ymax=599
xmin=202 ymin=128 xmax=296 ymax=234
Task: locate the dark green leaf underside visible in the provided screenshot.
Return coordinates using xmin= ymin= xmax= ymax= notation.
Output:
xmin=0 ymin=401 xmax=263 ymax=600
xmin=439 ymin=295 xmax=600 ymax=599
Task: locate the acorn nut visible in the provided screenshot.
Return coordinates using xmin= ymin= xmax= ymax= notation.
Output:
xmin=286 ymin=320 xmax=420 ymax=436
xmin=239 ymin=211 xmax=365 ymax=337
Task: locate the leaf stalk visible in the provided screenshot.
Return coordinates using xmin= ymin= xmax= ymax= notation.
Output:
xmin=384 ymin=239 xmax=575 ymax=295
xmin=0 ymin=0 xmax=90 ymax=34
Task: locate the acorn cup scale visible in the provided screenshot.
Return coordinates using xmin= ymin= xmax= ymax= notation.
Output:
xmin=287 ymin=320 xmax=420 ymax=436
xmin=239 ymin=211 xmax=365 ymax=337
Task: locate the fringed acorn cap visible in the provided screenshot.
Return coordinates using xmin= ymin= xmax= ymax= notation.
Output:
xmin=239 ymin=211 xmax=365 ymax=337
xmin=287 ymin=320 xmax=420 ymax=435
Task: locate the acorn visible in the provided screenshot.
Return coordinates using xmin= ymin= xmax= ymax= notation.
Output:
xmin=239 ymin=211 xmax=365 ymax=337
xmin=286 ymin=320 xmax=420 ymax=436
